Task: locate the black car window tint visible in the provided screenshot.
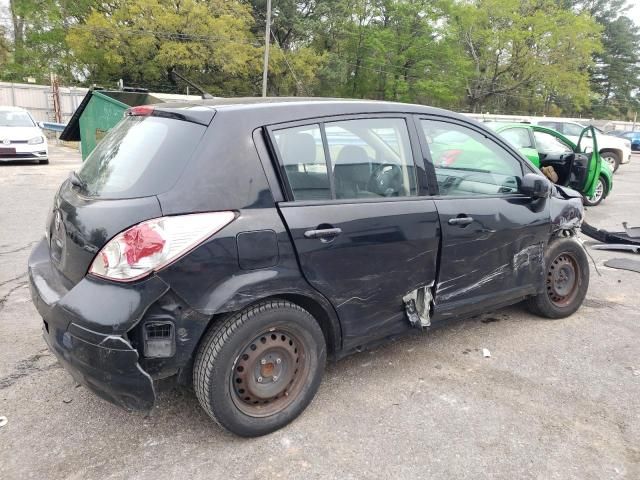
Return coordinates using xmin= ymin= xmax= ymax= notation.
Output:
xmin=273 ymin=124 xmax=331 ymax=201
xmin=324 ymin=118 xmax=417 ymax=199
xmin=421 ymin=119 xmax=523 ymax=197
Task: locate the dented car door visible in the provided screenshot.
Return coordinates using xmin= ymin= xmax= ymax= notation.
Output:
xmin=418 ymin=117 xmax=551 ymax=320
xmin=268 ymin=116 xmax=440 ymax=351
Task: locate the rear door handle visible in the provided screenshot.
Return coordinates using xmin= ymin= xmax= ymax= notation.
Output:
xmin=304 ymin=227 xmax=342 ymax=239
xmin=448 ymin=216 xmax=474 ymax=226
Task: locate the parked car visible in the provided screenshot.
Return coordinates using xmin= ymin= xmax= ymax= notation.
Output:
xmin=0 ymin=106 xmax=48 ymax=164
xmin=485 ymin=122 xmax=612 ymax=206
xmin=28 ymin=99 xmax=589 ymax=437
xmin=609 ymin=131 xmax=640 ymax=152
xmin=530 ymin=119 xmax=630 ymax=173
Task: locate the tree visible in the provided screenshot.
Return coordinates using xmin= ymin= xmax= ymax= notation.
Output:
xmin=4 ymin=0 xmax=95 ymax=83
xmin=66 ymin=0 xmax=263 ymax=95
xmin=309 ymin=0 xmax=468 ymax=105
xmin=453 ymin=0 xmax=602 ymax=114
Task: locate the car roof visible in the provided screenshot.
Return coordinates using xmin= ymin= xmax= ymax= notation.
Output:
xmin=156 ymin=96 xmax=466 ymax=118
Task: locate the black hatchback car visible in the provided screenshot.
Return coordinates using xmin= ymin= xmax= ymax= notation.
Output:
xmin=28 ymin=98 xmax=589 ymax=437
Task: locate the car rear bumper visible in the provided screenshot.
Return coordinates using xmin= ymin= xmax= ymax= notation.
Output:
xmin=28 ymin=238 xmax=169 ymax=411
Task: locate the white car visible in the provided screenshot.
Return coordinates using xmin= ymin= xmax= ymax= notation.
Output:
xmin=0 ymin=106 xmax=49 ymax=164
xmin=532 ymin=119 xmax=631 ymax=173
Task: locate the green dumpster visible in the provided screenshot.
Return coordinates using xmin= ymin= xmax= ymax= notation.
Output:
xmin=60 ymin=89 xmax=164 ymax=160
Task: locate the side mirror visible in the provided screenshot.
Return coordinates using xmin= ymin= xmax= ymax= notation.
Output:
xmin=520 ymin=173 xmax=551 ymax=199
xmin=37 ymin=121 xmax=45 ymax=129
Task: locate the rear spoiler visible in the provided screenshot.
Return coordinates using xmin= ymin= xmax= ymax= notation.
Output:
xmin=126 ymin=105 xmax=215 ymax=126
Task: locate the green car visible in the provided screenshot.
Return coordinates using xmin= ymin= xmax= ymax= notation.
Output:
xmin=486 ymin=122 xmax=612 ymax=206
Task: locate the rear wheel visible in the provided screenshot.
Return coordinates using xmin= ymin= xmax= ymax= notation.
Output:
xmin=38 ymin=159 xmax=49 ymax=165
xmin=193 ymin=300 xmax=326 ymax=437
xmin=582 ymin=175 xmax=607 ymax=206
xmin=600 ymin=151 xmax=620 ymax=173
xmin=526 ymin=237 xmax=589 ymax=319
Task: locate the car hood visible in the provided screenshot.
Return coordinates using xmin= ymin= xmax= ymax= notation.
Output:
xmin=600 ymin=133 xmax=631 ymax=149
xmin=0 ymin=126 xmax=43 ymax=141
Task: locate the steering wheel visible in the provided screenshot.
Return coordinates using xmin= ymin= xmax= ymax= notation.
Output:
xmin=368 ymin=163 xmax=403 ymax=196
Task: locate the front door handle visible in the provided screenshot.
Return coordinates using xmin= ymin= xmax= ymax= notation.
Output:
xmin=304 ymin=227 xmax=342 ymax=239
xmin=448 ymin=216 xmax=474 ymax=226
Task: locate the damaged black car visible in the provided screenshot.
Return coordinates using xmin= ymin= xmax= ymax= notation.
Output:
xmin=28 ymin=98 xmax=589 ymax=437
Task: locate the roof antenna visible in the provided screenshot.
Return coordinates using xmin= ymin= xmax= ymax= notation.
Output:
xmin=169 ymin=68 xmax=214 ymax=99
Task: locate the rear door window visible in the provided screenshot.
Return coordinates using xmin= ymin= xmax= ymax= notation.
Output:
xmin=273 ymin=117 xmax=417 ymax=201
xmin=78 ymin=116 xmax=206 ymax=199
xmin=273 ymin=124 xmax=330 ymax=201
xmin=325 ymin=118 xmax=416 ymax=199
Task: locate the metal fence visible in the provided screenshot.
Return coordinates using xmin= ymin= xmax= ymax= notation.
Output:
xmin=0 ymin=81 xmax=203 ymax=125
xmin=0 ymin=81 xmax=88 ymax=123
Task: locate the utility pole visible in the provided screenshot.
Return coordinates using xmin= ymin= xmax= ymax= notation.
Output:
xmin=261 ymin=0 xmax=272 ymax=97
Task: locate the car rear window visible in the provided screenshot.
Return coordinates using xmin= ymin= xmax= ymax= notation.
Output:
xmin=77 ymin=115 xmax=205 ymax=199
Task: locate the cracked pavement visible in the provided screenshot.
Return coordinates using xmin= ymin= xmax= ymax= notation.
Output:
xmin=0 ymin=146 xmax=639 ymax=480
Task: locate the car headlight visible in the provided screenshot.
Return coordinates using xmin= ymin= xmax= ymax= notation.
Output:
xmin=27 ymin=136 xmax=44 ymax=145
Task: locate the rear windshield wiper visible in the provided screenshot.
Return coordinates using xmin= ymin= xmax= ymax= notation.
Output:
xmin=69 ymin=171 xmax=87 ymax=192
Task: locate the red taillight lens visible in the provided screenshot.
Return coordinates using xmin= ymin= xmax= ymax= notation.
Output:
xmin=123 ymin=224 xmax=165 ymax=265
xmin=128 ymin=105 xmax=155 ymax=116
xmin=440 ymin=149 xmax=463 ymax=166
xmin=89 ymin=211 xmax=236 ymax=282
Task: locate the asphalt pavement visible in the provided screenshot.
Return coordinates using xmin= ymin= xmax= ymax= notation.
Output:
xmin=0 ymin=145 xmax=639 ymax=480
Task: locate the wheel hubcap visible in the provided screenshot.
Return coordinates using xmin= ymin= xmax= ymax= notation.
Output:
xmin=588 ymin=180 xmax=604 ymax=203
xmin=231 ymin=330 xmax=306 ymax=417
xmin=603 ymin=156 xmax=616 ymax=169
xmin=546 ymin=253 xmax=580 ymax=307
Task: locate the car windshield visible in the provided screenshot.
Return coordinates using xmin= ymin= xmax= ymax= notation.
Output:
xmin=0 ymin=111 xmax=35 ymax=127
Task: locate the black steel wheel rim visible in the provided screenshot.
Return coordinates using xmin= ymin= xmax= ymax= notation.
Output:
xmin=230 ymin=328 xmax=308 ymax=417
xmin=546 ymin=253 xmax=580 ymax=307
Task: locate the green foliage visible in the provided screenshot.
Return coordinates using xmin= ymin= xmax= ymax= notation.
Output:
xmin=0 ymin=0 xmax=637 ymax=117
xmin=66 ymin=0 xmax=263 ymax=94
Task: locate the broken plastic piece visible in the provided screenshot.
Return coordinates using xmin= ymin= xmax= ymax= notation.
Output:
xmin=403 ymin=286 xmax=432 ymax=328
xmin=581 ymin=222 xmax=640 ymax=246
xmin=0 ymin=416 xmax=7 ymax=427
xmin=592 ymin=244 xmax=640 ymax=254
xmin=482 ymin=348 xmax=491 ymax=358
xmin=622 ymin=222 xmax=640 ymax=239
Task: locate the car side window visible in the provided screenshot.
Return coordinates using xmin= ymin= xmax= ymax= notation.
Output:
xmin=273 ymin=124 xmax=330 ymax=201
xmin=325 ymin=118 xmax=416 ymax=199
xmin=562 ymin=123 xmax=584 ymax=137
xmin=421 ymin=119 xmax=523 ymax=197
xmin=501 ymin=127 xmax=534 ymax=149
xmin=533 ymin=131 xmax=573 ymax=155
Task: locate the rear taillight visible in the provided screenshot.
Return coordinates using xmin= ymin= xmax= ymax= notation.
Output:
xmin=128 ymin=105 xmax=155 ymax=116
xmin=89 ymin=211 xmax=236 ymax=282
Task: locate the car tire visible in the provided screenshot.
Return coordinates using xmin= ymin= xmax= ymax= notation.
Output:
xmin=39 ymin=159 xmax=49 ymax=165
xmin=582 ymin=175 xmax=607 ymax=206
xmin=600 ymin=151 xmax=620 ymax=173
xmin=525 ymin=237 xmax=589 ymax=319
xmin=193 ymin=299 xmax=326 ymax=437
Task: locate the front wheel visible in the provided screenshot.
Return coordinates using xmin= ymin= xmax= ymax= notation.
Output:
xmin=193 ymin=300 xmax=326 ymax=437
xmin=582 ymin=176 xmax=607 ymax=206
xmin=526 ymin=237 xmax=589 ymax=319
